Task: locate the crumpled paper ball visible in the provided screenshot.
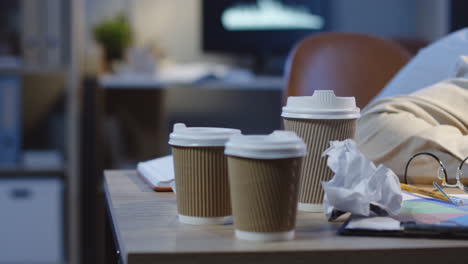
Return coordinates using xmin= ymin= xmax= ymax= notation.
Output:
xmin=321 ymin=139 xmax=402 ymax=220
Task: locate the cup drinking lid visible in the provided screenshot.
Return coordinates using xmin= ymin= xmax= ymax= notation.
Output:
xmin=169 ymin=123 xmax=241 ymax=147
xmin=281 ymin=90 xmax=360 ymax=119
xmin=225 ymin=130 xmax=306 ymax=159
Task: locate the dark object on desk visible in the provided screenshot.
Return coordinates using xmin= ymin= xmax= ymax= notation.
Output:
xmin=328 ymin=204 xmax=389 ymax=221
xmin=154 ymin=186 xmax=172 ymax=192
xmin=284 ymin=32 xmax=411 ymax=107
xmin=339 ymin=219 xmax=468 ymax=239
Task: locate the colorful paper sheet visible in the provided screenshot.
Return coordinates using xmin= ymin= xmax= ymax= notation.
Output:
xmin=394 ymin=192 xmax=468 ymax=225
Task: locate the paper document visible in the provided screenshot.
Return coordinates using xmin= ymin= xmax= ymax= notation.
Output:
xmin=346 ymin=217 xmax=401 ymax=231
xmin=346 ymin=192 xmax=468 ymax=231
xmin=137 ymin=155 xmax=175 ymax=192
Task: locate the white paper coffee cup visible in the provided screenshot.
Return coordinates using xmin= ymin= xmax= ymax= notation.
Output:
xmin=225 ymin=131 xmax=306 ymax=241
xmin=282 ymin=90 xmax=360 ymax=212
xmin=169 ymin=123 xmax=240 ymax=225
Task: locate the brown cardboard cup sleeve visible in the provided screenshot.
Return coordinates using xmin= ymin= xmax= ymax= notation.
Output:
xmin=169 ymin=123 xmax=241 ymax=225
xmin=281 ymin=90 xmax=360 ymax=212
xmin=225 ymin=131 xmax=306 ymax=241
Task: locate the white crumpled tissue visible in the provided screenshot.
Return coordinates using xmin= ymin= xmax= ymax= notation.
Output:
xmin=321 ymin=139 xmax=402 ymax=220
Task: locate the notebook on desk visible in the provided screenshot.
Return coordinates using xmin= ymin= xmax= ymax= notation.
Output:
xmin=339 ymin=192 xmax=468 ymax=239
xmin=137 ymin=155 xmax=175 ymax=192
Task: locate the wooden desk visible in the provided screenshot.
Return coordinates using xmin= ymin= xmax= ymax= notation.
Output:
xmin=104 ymin=170 xmax=468 ymax=264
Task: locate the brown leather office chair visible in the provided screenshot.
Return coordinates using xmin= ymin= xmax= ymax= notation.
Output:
xmin=284 ymin=33 xmax=411 ymax=107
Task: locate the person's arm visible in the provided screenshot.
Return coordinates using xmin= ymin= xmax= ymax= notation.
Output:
xmin=357 ymin=87 xmax=468 ymax=184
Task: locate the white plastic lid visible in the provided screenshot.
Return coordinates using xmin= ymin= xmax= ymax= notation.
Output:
xmin=225 ymin=131 xmax=306 ymax=159
xmin=281 ymin=90 xmax=360 ymax=119
xmin=169 ymin=123 xmax=241 ymax=147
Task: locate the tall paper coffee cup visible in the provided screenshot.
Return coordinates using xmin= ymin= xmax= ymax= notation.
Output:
xmin=282 ymin=90 xmax=360 ymax=212
xmin=169 ymin=123 xmax=240 ymax=225
xmin=225 ymin=131 xmax=306 ymax=241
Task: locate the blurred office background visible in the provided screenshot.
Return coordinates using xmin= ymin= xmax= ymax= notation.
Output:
xmin=1 ymin=0 xmax=468 ymax=263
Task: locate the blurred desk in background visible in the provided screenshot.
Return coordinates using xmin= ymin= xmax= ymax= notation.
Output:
xmin=100 ymin=73 xmax=282 ymax=90
xmin=99 ymin=74 xmax=284 ymax=168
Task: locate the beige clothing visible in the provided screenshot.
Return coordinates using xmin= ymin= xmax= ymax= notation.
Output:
xmin=356 ymin=78 xmax=468 ymax=184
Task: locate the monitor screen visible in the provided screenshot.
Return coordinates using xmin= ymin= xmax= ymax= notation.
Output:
xmin=202 ymin=0 xmax=330 ymax=55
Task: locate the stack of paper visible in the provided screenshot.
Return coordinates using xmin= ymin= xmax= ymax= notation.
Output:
xmin=137 ymin=155 xmax=175 ymax=192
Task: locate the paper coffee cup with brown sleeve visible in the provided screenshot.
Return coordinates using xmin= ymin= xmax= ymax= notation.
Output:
xmin=225 ymin=131 xmax=306 ymax=242
xmin=282 ymin=90 xmax=360 ymax=212
xmin=169 ymin=123 xmax=240 ymax=225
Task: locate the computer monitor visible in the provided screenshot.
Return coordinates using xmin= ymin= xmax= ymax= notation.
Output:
xmin=202 ymin=0 xmax=330 ymax=56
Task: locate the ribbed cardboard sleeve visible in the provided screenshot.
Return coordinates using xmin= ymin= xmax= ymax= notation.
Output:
xmin=283 ymin=118 xmax=356 ymax=205
xmin=172 ymin=146 xmax=231 ymax=217
xmin=227 ymin=156 xmax=303 ymax=232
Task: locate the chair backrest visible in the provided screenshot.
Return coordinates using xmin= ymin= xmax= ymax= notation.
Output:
xmin=284 ymin=32 xmax=411 ymax=107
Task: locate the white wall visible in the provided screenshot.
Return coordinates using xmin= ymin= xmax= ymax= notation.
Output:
xmin=130 ymin=0 xmax=202 ymax=62
xmin=330 ymin=0 xmax=418 ymax=37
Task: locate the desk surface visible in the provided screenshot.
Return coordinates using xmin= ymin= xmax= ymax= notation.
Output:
xmin=104 ymin=170 xmax=468 ymax=264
